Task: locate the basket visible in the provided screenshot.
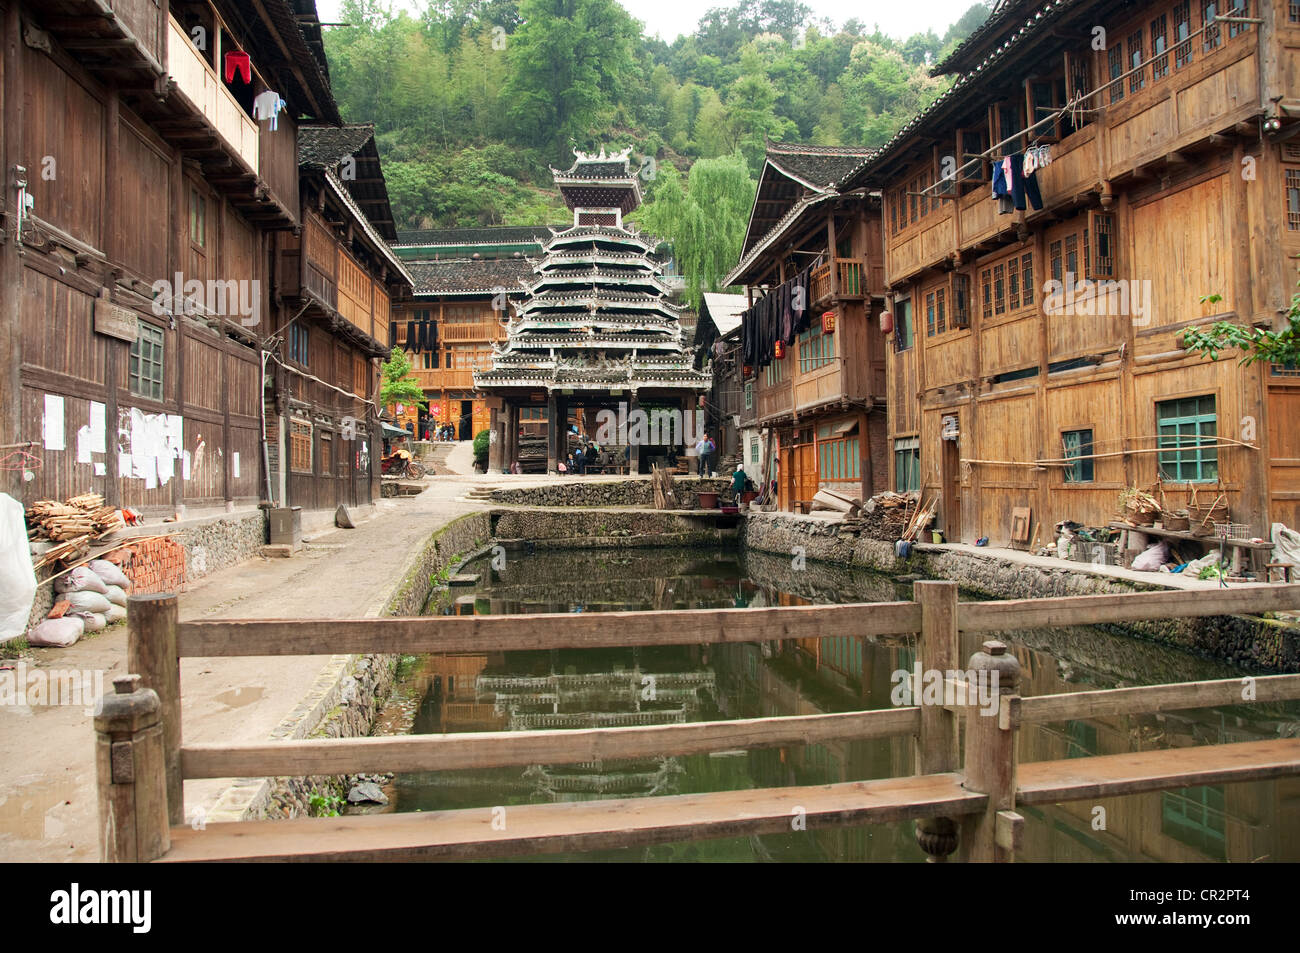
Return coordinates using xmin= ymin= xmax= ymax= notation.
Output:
xmin=1164 ymin=511 xmax=1190 ymax=532
xmin=1213 ymin=522 xmax=1249 ymax=540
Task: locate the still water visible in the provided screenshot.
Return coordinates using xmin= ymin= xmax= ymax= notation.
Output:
xmin=371 ymin=546 xmax=1300 ymax=862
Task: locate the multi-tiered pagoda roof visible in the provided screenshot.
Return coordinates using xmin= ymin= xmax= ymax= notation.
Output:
xmin=474 ymin=148 xmax=711 ymax=395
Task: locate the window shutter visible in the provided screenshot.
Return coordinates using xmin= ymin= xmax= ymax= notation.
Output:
xmin=950 ymin=272 xmax=971 ymax=328
xmin=1087 ymin=210 xmax=1117 ymax=279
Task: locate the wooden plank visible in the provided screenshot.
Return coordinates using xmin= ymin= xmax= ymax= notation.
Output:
xmin=1017 ymin=739 xmax=1300 ymax=805
xmin=176 ymin=601 xmax=925 ymax=657
xmin=1018 ymin=673 xmax=1300 ymax=725
xmin=181 ymin=708 xmax=922 ymax=779
xmin=958 ymin=584 xmax=1300 ymax=632
xmin=159 ymin=773 xmax=985 ymax=862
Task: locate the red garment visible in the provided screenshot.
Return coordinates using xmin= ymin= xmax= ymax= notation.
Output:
xmin=224 ymin=51 xmax=251 ymax=84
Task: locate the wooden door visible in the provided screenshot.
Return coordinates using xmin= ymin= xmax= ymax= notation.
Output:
xmin=1268 ymin=388 xmax=1300 ymax=530
xmin=942 ymin=436 xmax=961 ymax=541
xmin=795 ymin=443 xmax=816 ymax=507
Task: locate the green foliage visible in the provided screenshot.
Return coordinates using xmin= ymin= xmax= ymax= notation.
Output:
xmin=633 ymin=155 xmax=756 ymax=310
xmin=308 ymin=792 xmax=344 ymax=817
xmin=322 ymin=2 xmax=992 ymax=229
xmin=1183 ymin=289 xmax=1300 ymax=368
xmin=473 ymin=428 xmax=491 ymax=466
xmin=380 ymin=347 xmax=427 ymax=410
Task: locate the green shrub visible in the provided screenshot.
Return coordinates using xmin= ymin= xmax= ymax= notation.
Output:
xmin=473 ymin=429 xmax=490 ymax=467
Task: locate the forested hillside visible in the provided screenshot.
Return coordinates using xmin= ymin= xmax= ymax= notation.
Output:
xmin=325 ymin=0 xmax=992 ymax=232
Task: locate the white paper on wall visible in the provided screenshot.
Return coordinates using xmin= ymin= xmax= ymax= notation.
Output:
xmin=43 ymin=395 xmax=65 ymax=450
xmin=89 ymin=402 xmax=106 ymax=454
xmin=182 ymin=451 xmax=191 ymax=481
xmin=118 ymin=452 xmax=132 ymax=477
xmin=93 ymin=462 xmax=106 ymax=476
xmin=76 ymin=426 xmax=92 ymax=464
xmin=232 ymin=452 xmax=240 ymax=479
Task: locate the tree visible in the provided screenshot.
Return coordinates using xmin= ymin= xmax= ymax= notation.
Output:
xmin=380 ymin=347 xmax=428 ymax=411
xmin=634 ymin=155 xmax=756 ymax=311
xmin=1183 ymin=289 xmax=1300 ymax=367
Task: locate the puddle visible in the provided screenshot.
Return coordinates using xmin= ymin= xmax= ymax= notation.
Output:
xmin=213 ymin=686 xmax=266 ymax=709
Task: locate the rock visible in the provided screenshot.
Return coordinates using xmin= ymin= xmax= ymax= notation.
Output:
xmin=348 ymin=782 xmax=388 ymax=805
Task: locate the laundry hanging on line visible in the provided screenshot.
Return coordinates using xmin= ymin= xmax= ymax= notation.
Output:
xmin=252 ymin=90 xmax=285 ymax=131
xmin=990 ymin=151 xmax=1044 ymax=214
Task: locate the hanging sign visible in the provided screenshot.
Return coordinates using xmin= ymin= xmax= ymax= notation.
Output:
xmin=94 ymin=297 xmax=139 ymax=342
xmin=822 ymin=311 xmax=836 ymax=334
xmin=774 ymin=340 xmax=785 ymax=359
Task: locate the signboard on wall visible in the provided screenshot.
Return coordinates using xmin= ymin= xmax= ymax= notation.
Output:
xmin=94 ymin=297 xmax=139 ymax=342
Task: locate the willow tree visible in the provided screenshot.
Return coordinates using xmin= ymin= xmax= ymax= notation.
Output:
xmin=635 ymin=155 xmax=756 ymax=312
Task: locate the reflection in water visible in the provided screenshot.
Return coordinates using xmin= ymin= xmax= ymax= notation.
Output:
xmin=381 ymin=547 xmax=1300 ymax=862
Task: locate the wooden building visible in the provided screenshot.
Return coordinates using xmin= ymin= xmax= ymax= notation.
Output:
xmin=727 ymin=142 xmax=889 ymax=510
xmin=692 ymin=293 xmax=757 ymax=477
xmin=269 ymin=123 xmax=411 ymax=511
xmin=389 ymin=227 xmax=551 ymax=440
xmin=0 ymin=0 xmax=404 ymax=517
xmin=841 ymin=0 xmax=1300 ymax=542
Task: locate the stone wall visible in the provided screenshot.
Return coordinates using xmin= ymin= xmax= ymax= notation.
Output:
xmin=492 ymin=508 xmax=737 ymax=548
xmin=488 ymin=477 xmax=732 ymax=509
xmin=742 ymin=511 xmax=1300 ymax=672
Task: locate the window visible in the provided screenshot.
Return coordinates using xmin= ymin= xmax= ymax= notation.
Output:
xmin=935 ymin=287 xmax=946 ymax=335
xmin=1008 ymin=260 xmax=1021 ymax=310
xmin=765 ymin=356 xmax=784 ymax=385
xmin=1090 ymin=211 xmax=1117 ymax=278
xmin=798 ymin=327 xmax=834 ymax=372
xmin=129 ymin=322 xmax=165 ymax=401
xmin=1162 ymin=786 xmax=1226 ymax=860
xmin=744 ymin=381 xmax=753 ymax=410
xmin=1227 ymin=1 xmax=1251 ymax=37
xmin=319 ymin=432 xmax=332 ymax=476
xmin=1174 ymin=1 xmax=1194 ymax=68
xmin=1049 ymin=240 xmax=1063 ymax=283
xmin=819 ymin=435 xmax=860 ymax=482
xmin=1292 ymin=0 xmax=1300 ymax=23
xmin=1128 ymin=30 xmax=1145 ymax=93
xmin=894 ymin=437 xmax=920 ymax=492
xmin=1151 ymin=14 xmax=1170 ymax=79
xmin=1157 ymin=395 xmax=1218 ymax=482
xmin=290 ymin=419 xmax=312 ymax=473
xmin=1021 ymin=254 xmax=1034 ymax=306
xmin=893 ymin=299 xmax=913 ymax=351
xmin=1287 ymin=168 xmax=1300 ymax=231
xmin=982 ymin=268 xmax=993 ymax=319
xmin=1107 ymin=45 xmax=1125 ymax=103
xmin=750 ymin=438 xmax=759 ymax=464
xmin=1202 ymin=0 xmax=1221 ymax=51
xmin=926 ymin=292 xmax=937 ymax=337
xmin=889 ymin=191 xmax=899 ymax=235
xmin=445 ymin=351 xmax=453 ymax=368
xmin=951 ymin=273 xmax=971 ymax=328
xmin=1064 ymin=233 xmax=1080 ymax=278
xmin=993 ymin=263 xmax=1006 ymax=315
xmin=289 ymin=322 xmax=309 ymax=366
xmin=189 ymin=188 xmax=205 ymax=247
xmin=1062 ymin=429 xmax=1095 ymax=483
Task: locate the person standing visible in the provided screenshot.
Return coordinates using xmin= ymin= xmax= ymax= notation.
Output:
xmin=694 ymin=434 xmax=710 ymax=477
xmin=731 ymin=463 xmax=746 ymax=502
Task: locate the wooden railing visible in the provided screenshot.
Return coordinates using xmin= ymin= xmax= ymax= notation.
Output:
xmin=412 ymin=367 xmax=477 ymax=390
xmin=97 ymin=582 xmax=1300 ymax=862
xmin=810 ymin=259 xmax=867 ymax=305
xmin=166 ymin=17 xmax=258 ymax=174
xmin=440 ymin=321 xmax=504 ymax=343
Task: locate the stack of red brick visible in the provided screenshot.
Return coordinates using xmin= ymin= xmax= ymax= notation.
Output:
xmin=102 ymin=537 xmax=188 ymax=595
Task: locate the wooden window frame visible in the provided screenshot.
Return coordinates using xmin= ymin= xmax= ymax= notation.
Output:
xmin=1202 ymin=0 xmax=1222 ymax=52
xmin=1128 ymin=29 xmax=1146 ymax=93
xmin=1107 ymin=45 xmax=1125 ymax=103
xmin=1062 ymin=428 xmax=1095 ymax=483
xmin=950 ymin=272 xmax=972 ymax=329
xmin=289 ymin=418 xmax=313 ymax=474
xmin=1089 ymin=211 xmax=1117 ymax=279
xmin=1151 ymin=14 xmax=1170 ymax=80
xmin=893 ymin=298 xmax=914 ymax=352
xmin=1156 ymin=395 xmax=1219 ymax=483
xmin=1174 ymin=0 xmax=1194 ymax=69
xmin=894 ymin=436 xmax=920 ymax=492
xmin=129 ymin=321 xmax=165 ymax=402
xmin=1287 ymin=167 xmax=1300 ymax=231
xmin=289 ymin=322 xmax=310 ymax=367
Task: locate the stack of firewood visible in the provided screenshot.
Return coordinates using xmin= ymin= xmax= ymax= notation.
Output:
xmin=26 ymin=493 xmax=124 ymax=543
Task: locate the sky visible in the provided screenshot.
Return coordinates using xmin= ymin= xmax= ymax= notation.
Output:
xmin=312 ymin=0 xmax=985 ymax=44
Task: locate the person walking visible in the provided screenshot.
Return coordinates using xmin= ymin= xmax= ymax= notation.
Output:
xmin=731 ymin=463 xmax=746 ymax=502
xmin=694 ymin=434 xmax=710 ymax=477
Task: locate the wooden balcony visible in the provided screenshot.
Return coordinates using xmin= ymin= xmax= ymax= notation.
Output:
xmin=757 ymin=379 xmax=792 ymax=422
xmin=794 ymin=364 xmax=847 ymax=413
xmin=440 ymin=321 xmax=505 ymax=343
xmin=413 ymin=368 xmax=477 ymax=391
xmin=810 ymin=259 xmax=867 ymax=306
xmin=166 ymin=17 xmax=258 ymax=175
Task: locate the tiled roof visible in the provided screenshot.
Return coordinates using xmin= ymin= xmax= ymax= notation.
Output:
xmin=298 ymin=123 xmax=377 ymax=169
xmin=765 ymin=141 xmax=876 ymax=190
xmin=700 ymin=293 xmax=747 ymax=337
xmin=394 ymin=225 xmax=561 ymax=247
xmin=408 ymin=259 xmax=535 ymax=296
xmin=837 ymin=0 xmax=1083 ymax=190
xmin=931 ymin=0 xmax=1026 ymax=76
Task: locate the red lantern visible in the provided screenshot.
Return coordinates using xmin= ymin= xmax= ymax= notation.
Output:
xmin=879 ymin=311 xmax=894 ymax=334
xmin=774 ymin=340 xmax=785 ymax=359
xmin=821 ymin=310 xmax=836 ymax=334
xmin=742 ymin=364 xmax=753 ymax=378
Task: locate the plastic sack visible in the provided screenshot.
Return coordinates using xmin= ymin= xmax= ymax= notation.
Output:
xmin=103 ymin=585 xmax=128 ymax=608
xmin=1273 ymin=523 xmax=1300 ymax=570
xmin=27 ymin=615 xmax=84 ymax=647
xmin=54 ymin=566 xmax=108 ymax=595
xmin=1131 ymin=540 xmax=1171 ymax=572
xmin=88 ymin=559 xmax=131 ymax=590
xmin=64 ymin=590 xmax=112 ymax=614
xmin=0 ymin=493 xmax=38 ymax=644
xmin=70 ymin=611 xmax=107 ymax=632
xmin=104 ymin=604 xmax=126 ymax=625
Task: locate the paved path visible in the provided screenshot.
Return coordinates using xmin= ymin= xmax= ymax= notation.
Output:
xmin=0 ymin=475 xmax=483 ymax=861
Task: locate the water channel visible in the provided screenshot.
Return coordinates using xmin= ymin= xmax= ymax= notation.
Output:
xmin=367 ymin=546 xmax=1300 ymax=862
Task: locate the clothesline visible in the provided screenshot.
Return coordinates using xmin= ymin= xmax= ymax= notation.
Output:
xmin=913 ymin=7 xmax=1252 ymax=199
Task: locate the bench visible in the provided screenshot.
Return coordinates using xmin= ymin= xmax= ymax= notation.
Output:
xmin=1109 ymin=522 xmax=1275 ymax=576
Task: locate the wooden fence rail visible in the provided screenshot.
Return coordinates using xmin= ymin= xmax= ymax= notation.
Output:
xmin=101 ymin=582 xmax=1300 ymax=863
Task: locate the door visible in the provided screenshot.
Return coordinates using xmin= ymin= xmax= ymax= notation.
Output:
xmin=942 ymin=431 xmax=961 ymax=541
xmin=459 ymin=400 xmax=473 ymax=440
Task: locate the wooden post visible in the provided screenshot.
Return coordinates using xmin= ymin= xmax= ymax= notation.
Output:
xmin=128 ymin=594 xmax=182 ymax=827
xmin=629 ymin=395 xmax=642 ymax=475
xmin=95 ymin=675 xmax=171 ymax=862
xmin=546 ymin=391 xmax=559 ymax=474
xmin=912 ymin=580 xmax=960 ymax=861
xmin=487 ymin=405 xmax=503 ymax=474
xmin=959 ymin=639 xmax=1022 ymax=863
